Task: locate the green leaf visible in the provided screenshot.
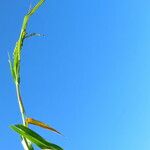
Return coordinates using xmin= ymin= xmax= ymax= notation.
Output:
xmin=26 ymin=118 xmax=62 ymax=135
xmin=8 ymin=53 xmax=16 ymax=81
xmin=28 ymin=0 xmax=45 ymax=17
xmin=10 ymin=124 xmax=63 ymax=150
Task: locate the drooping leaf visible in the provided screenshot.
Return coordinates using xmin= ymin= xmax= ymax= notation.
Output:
xmin=26 ymin=118 xmax=62 ymax=135
xmin=10 ymin=124 xmax=63 ymax=150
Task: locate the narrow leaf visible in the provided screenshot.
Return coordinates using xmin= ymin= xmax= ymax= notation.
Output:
xmin=10 ymin=124 xmax=63 ymax=150
xmin=8 ymin=52 xmax=16 ymax=81
xmin=25 ymin=33 xmax=45 ymax=39
xmin=26 ymin=118 xmax=62 ymax=135
xmin=28 ymin=0 xmax=45 ymax=17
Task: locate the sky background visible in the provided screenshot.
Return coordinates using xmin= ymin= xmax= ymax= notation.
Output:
xmin=0 ymin=0 xmax=150 ymax=149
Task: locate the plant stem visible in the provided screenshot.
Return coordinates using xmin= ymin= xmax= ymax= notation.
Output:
xmin=15 ymin=82 xmax=33 ymax=150
xmin=10 ymin=1 xmax=45 ymax=149
xmin=15 ymin=82 xmax=26 ymax=126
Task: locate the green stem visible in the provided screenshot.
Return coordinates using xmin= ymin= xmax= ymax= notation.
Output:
xmin=15 ymin=82 xmax=33 ymax=150
xmin=11 ymin=1 xmax=45 ymax=149
xmin=15 ymin=82 xmax=26 ymax=126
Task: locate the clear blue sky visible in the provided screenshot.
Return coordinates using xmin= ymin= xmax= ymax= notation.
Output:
xmin=0 ymin=0 xmax=150 ymax=149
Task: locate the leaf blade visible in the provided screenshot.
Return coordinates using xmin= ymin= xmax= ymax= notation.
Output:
xmin=10 ymin=124 xmax=63 ymax=150
xmin=26 ymin=118 xmax=62 ymax=135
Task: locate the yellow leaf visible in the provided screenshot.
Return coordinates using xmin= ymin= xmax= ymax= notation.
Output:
xmin=26 ymin=118 xmax=62 ymax=135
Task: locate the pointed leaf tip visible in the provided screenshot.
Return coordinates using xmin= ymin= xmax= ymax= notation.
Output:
xmin=26 ymin=118 xmax=62 ymax=135
xmin=10 ymin=124 xmax=63 ymax=150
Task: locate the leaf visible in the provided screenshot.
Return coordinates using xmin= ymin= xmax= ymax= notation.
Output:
xmin=26 ymin=118 xmax=62 ymax=135
xmin=28 ymin=0 xmax=45 ymax=17
xmin=11 ymin=0 xmax=45 ymax=85
xmin=25 ymin=33 xmax=45 ymax=39
xmin=10 ymin=124 xmax=63 ymax=150
xmin=8 ymin=52 xmax=16 ymax=81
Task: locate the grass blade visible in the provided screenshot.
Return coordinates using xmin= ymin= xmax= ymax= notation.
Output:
xmin=10 ymin=124 xmax=63 ymax=150
xmin=26 ymin=118 xmax=62 ymax=135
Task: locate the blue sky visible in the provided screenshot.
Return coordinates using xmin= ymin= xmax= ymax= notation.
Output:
xmin=0 ymin=0 xmax=150 ymax=149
